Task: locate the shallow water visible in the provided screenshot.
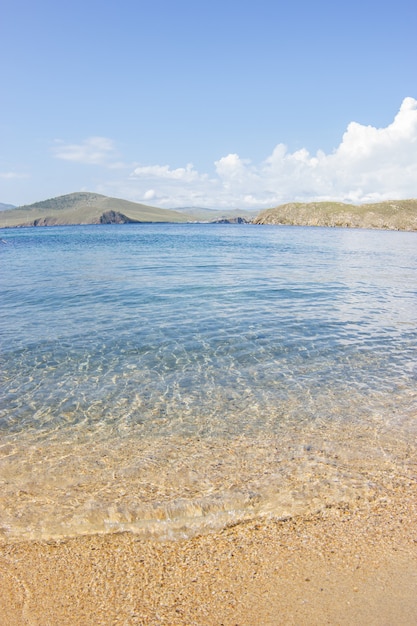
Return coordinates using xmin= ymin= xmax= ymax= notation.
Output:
xmin=0 ymin=224 xmax=416 ymax=540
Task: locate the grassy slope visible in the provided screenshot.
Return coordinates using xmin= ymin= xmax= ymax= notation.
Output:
xmin=0 ymin=192 xmax=192 ymax=227
xmin=253 ymin=200 xmax=417 ymax=231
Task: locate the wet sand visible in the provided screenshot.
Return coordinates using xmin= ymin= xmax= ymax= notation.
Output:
xmin=0 ymin=483 xmax=416 ymax=626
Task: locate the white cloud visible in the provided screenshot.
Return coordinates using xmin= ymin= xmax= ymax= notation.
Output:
xmin=215 ymin=154 xmax=251 ymax=181
xmin=143 ymin=189 xmax=156 ymax=200
xmin=60 ymin=98 xmax=417 ymax=209
xmin=52 ymin=136 xmax=118 ymax=165
xmin=131 ymin=163 xmax=201 ymax=182
xmin=0 ymin=171 xmax=28 ymax=179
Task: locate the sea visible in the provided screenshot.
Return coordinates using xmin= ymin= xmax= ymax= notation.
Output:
xmin=1 ymin=223 xmax=416 ymax=541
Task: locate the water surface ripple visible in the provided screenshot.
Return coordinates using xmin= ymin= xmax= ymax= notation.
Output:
xmin=0 ymin=224 xmax=416 ymax=540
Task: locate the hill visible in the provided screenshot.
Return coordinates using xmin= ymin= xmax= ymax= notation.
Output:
xmin=253 ymin=200 xmax=417 ymax=231
xmin=0 ymin=202 xmax=15 ymax=211
xmin=0 ymin=192 xmax=193 ymax=227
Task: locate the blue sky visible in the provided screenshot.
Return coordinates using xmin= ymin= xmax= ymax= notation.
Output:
xmin=1 ymin=0 xmax=416 ymax=208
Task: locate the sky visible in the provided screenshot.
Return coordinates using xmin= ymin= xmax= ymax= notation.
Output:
xmin=1 ymin=0 xmax=416 ymax=209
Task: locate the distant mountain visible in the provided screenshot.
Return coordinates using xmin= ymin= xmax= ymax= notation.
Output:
xmin=0 ymin=192 xmax=194 ymax=227
xmin=253 ymin=200 xmax=417 ymax=231
xmin=0 ymin=202 xmax=15 ymax=211
xmin=173 ymin=206 xmax=258 ymax=221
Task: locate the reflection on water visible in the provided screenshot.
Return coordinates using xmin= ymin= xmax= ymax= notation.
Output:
xmin=0 ymin=224 xmax=416 ymax=540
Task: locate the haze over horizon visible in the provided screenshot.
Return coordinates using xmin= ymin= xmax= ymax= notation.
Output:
xmin=1 ymin=0 xmax=416 ymax=209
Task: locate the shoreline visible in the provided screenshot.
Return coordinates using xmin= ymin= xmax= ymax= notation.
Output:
xmin=1 ymin=483 xmax=416 ymax=625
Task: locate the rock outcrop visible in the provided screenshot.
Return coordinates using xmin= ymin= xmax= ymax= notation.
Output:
xmin=99 ymin=211 xmax=140 ymax=224
xmin=209 ymin=216 xmax=250 ymax=224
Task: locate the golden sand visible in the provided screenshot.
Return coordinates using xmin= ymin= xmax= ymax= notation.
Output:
xmin=0 ymin=482 xmax=416 ymax=626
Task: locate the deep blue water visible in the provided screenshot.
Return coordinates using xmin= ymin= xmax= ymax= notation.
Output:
xmin=0 ymin=224 xmax=416 ymax=540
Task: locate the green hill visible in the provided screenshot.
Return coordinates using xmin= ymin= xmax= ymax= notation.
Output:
xmin=253 ymin=200 xmax=417 ymax=231
xmin=0 ymin=192 xmax=193 ymax=227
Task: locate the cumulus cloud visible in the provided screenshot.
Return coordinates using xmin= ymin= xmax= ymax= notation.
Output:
xmin=122 ymin=97 xmax=417 ymax=208
xmin=53 ymin=136 xmax=118 ymax=165
xmin=215 ymin=154 xmax=251 ymax=181
xmin=131 ymin=163 xmax=202 ymax=183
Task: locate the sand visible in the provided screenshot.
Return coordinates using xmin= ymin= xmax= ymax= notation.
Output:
xmin=0 ymin=483 xmax=416 ymax=626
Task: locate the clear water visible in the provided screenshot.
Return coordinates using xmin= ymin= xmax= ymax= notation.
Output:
xmin=0 ymin=224 xmax=416 ymax=541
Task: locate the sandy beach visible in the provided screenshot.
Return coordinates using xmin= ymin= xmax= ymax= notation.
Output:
xmin=0 ymin=481 xmax=416 ymax=626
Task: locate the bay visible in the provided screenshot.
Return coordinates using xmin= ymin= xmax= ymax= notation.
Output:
xmin=0 ymin=223 xmax=416 ymax=540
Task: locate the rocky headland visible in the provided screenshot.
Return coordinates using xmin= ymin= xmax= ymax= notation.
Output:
xmin=253 ymin=199 xmax=417 ymax=231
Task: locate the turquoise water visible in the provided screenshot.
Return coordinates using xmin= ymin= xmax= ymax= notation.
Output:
xmin=1 ymin=224 xmax=416 ymax=540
